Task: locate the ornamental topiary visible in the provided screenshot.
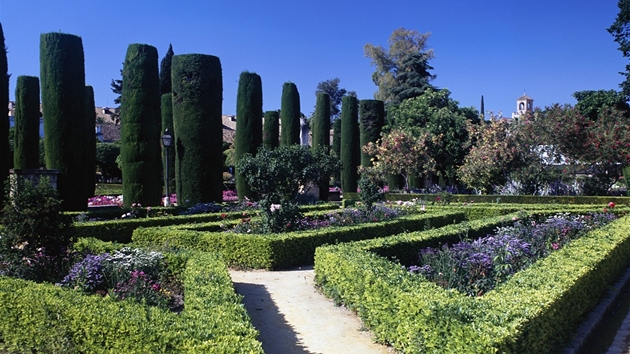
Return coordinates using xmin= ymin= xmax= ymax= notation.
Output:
xmin=340 ymin=95 xmax=360 ymax=194
xmin=13 ymin=76 xmax=40 ymax=169
xmin=235 ymin=71 xmax=263 ymax=201
xmin=280 ymin=82 xmax=301 ymax=145
xmin=312 ymin=92 xmax=331 ymax=200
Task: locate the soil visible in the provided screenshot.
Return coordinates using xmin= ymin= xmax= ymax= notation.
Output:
xmin=230 ymin=266 xmax=394 ymax=354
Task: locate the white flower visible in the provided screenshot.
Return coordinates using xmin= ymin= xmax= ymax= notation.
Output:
xmin=270 ymin=204 xmax=281 ymax=212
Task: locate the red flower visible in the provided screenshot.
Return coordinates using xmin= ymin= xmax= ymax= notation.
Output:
xmin=221 ymin=213 xmax=227 ymax=219
xmin=608 ymin=202 xmax=616 ymax=209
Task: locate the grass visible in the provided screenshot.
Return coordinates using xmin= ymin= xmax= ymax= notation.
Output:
xmin=94 ymin=183 xmax=123 ymax=195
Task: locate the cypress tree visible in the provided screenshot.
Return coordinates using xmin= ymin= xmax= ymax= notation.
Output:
xmin=85 ymin=85 xmax=96 ymax=197
xmin=40 ymin=32 xmax=87 ymax=211
xmin=359 ymin=99 xmax=385 ymax=167
xmin=159 ymin=44 xmax=174 ymax=94
xmin=14 ymin=76 xmax=40 ymax=170
xmin=161 ymin=93 xmax=175 ymax=192
xmin=120 ymin=43 xmax=162 ymax=207
xmin=235 ymin=71 xmax=263 ymax=201
xmin=172 ymin=54 xmax=223 ymax=205
xmin=480 ymin=95 xmax=485 ymax=120
xmin=340 ymin=96 xmax=360 ymax=194
xmin=332 ymin=118 xmax=341 ymax=183
xmin=280 ymin=82 xmax=300 ymax=145
xmin=312 ymin=92 xmax=331 ymax=200
xmin=0 ymin=24 xmax=7 ymax=204
xmin=263 ymin=110 xmax=279 ymax=149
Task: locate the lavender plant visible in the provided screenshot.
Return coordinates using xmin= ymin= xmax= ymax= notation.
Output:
xmin=60 ymin=253 xmax=108 ymax=292
xmin=410 ymin=212 xmax=616 ymax=296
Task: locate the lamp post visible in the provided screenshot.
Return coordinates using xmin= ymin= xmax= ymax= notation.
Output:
xmin=162 ymin=129 xmax=173 ymax=206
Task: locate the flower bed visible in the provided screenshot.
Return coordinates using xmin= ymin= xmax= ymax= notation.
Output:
xmin=0 ymin=251 xmax=263 ymax=352
xmin=314 ymin=209 xmax=630 ymax=353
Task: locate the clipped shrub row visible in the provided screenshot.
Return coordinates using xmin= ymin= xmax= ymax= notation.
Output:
xmin=378 ymin=193 xmax=630 ymax=206
xmin=0 ymin=251 xmax=263 ymax=353
xmin=314 ymin=210 xmax=630 ymax=353
xmin=133 ymin=210 xmax=469 ymax=269
xmin=73 ymin=203 xmax=340 ymax=243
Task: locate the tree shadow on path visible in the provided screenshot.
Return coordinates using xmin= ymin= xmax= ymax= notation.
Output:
xmin=233 ymin=282 xmax=318 ymax=354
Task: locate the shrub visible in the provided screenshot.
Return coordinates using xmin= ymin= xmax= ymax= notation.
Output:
xmin=0 ymin=178 xmax=74 ymax=282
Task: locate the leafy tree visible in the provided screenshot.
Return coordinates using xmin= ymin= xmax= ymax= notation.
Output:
xmin=120 ymin=44 xmax=162 ymax=208
xmin=95 ymin=142 xmax=121 ymax=181
xmin=236 ymin=145 xmax=338 ymax=233
xmin=172 ymin=54 xmax=223 ymax=205
xmin=608 ymin=0 xmax=630 ymax=98
xmin=362 ymin=128 xmax=434 ymax=191
xmin=388 ymin=88 xmax=470 ymax=185
xmin=390 ymin=52 xmax=435 ymax=104
xmin=280 ymin=82 xmax=301 ymax=145
xmin=235 ymin=71 xmax=263 ymax=201
xmin=263 ymin=110 xmax=280 ymax=149
xmin=110 ymin=67 xmax=122 ymax=124
xmin=364 ymin=27 xmax=434 ymax=103
xmin=159 ymin=43 xmax=174 ymax=94
xmin=314 ymin=78 xmax=355 ymax=121
xmin=573 ymin=89 xmax=630 ymax=120
xmin=40 ymin=32 xmax=88 ymax=211
xmin=14 ymin=76 xmax=40 ymax=169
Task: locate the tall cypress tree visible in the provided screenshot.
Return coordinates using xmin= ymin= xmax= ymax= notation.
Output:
xmin=340 ymin=96 xmax=360 ymax=194
xmin=280 ymin=82 xmax=300 ymax=145
xmin=14 ymin=76 xmax=40 ymax=170
xmin=85 ymin=85 xmax=96 ymax=197
xmin=332 ymin=118 xmax=342 ymax=183
xmin=480 ymin=95 xmax=485 ymax=120
xmin=0 ymin=24 xmax=7 ymax=204
xmin=235 ymin=71 xmax=263 ymax=201
xmin=359 ymin=99 xmax=385 ymax=167
xmin=263 ymin=110 xmax=279 ymax=149
xmin=161 ymin=93 xmax=175 ymax=192
xmin=159 ymin=44 xmax=174 ymax=94
xmin=40 ymin=32 xmax=87 ymax=211
xmin=120 ymin=43 xmax=162 ymax=207
xmin=172 ymin=54 xmax=223 ymax=205
xmin=312 ymin=92 xmax=331 ymax=200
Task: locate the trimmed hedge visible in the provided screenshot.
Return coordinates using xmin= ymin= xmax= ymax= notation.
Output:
xmin=72 ymin=203 xmax=341 ymax=243
xmin=382 ymin=193 xmax=630 ymax=206
xmin=0 ymin=251 xmax=263 ymax=353
xmin=133 ymin=210 xmax=468 ymax=269
xmin=14 ymin=75 xmax=41 ymax=169
xmin=314 ymin=210 xmax=630 ymax=353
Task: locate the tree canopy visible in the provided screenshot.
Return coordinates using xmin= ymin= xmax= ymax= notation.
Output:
xmin=314 ymin=78 xmax=355 ymax=121
xmin=608 ymin=0 xmax=630 ymax=98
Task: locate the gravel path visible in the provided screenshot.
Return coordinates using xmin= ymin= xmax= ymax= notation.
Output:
xmin=229 ymin=266 xmax=393 ymax=354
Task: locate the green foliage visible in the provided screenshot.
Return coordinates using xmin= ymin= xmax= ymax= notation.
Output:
xmin=280 ymin=82 xmax=301 ymax=145
xmin=332 ymin=118 xmax=342 ymax=183
xmin=359 ymin=99 xmax=385 ymax=167
xmin=159 ymin=43 xmax=174 ymax=94
xmin=236 ymin=145 xmax=338 ymax=232
xmin=364 ymin=27 xmax=434 ymax=103
xmin=85 ymin=85 xmax=97 ymax=198
xmin=0 ymin=251 xmax=263 ymax=353
xmin=312 ymin=92 xmax=331 ymax=200
xmin=40 ymin=32 xmax=87 ymax=211
xmin=134 ymin=211 xmax=465 ymax=269
xmin=235 ymin=71 xmax=263 ymax=201
xmin=608 ymin=1 xmax=630 ymax=98
xmin=120 ymin=44 xmax=162 ymax=208
xmin=160 ymin=93 xmax=175 ymax=192
xmin=573 ymin=89 xmax=630 ymax=120
xmin=95 ymin=142 xmax=121 ymax=180
xmin=0 ymin=178 xmax=74 ymax=282
xmin=358 ymin=174 xmax=382 ymax=210
xmin=314 ymin=211 xmax=630 ymax=353
xmin=263 ymin=110 xmax=280 ymax=149
xmin=315 ymin=78 xmax=353 ymax=121
xmin=340 ymin=96 xmax=360 ymax=193
xmin=0 ymin=24 xmax=8 ymax=208
xmin=13 ymin=76 xmax=40 ymax=169
xmin=172 ymin=54 xmax=223 ymax=206
xmin=390 ymin=52 xmax=435 ymax=104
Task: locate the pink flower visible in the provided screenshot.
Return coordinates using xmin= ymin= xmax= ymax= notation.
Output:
xmin=552 ymin=243 xmax=559 ymax=250
xmin=608 ymin=202 xmax=616 ymax=209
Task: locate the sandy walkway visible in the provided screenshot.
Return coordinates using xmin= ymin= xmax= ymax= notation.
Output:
xmin=229 ymin=266 xmax=393 ymax=354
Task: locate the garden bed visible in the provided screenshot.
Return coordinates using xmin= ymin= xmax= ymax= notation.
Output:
xmin=314 ymin=209 xmax=630 ymax=353
xmin=133 ymin=210 xmax=469 ymax=269
xmin=0 ymin=250 xmax=263 ymax=353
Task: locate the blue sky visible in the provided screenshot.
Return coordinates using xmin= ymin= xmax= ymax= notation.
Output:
xmin=0 ymin=1 xmax=625 ymax=117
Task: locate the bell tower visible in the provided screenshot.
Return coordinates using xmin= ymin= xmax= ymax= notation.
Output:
xmin=516 ymin=93 xmax=533 ymax=116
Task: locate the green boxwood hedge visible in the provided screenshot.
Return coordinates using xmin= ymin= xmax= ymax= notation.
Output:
xmin=133 ymin=210 xmax=469 ymax=269
xmin=0 ymin=251 xmax=263 ymax=353
xmin=379 ymin=193 xmax=630 ymax=206
xmin=314 ymin=210 xmax=630 ymax=353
